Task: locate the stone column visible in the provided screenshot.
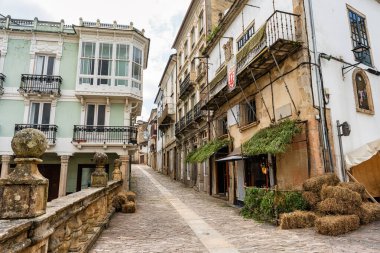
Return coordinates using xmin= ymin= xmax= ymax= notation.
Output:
xmin=91 ymin=153 xmax=108 ymax=187
xmin=0 ymin=155 xmax=11 ymax=178
xmin=0 ymin=128 xmax=49 ymax=218
xmin=119 ymin=155 xmax=130 ymax=190
xmin=112 ymin=159 xmax=122 ymax=181
xmin=58 ymin=155 xmax=70 ymax=197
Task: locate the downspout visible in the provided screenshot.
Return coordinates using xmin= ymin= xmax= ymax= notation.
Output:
xmin=306 ymin=0 xmax=334 ymax=172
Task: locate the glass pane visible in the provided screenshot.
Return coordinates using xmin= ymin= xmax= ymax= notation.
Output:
xmin=30 ymin=103 xmax=40 ymax=124
xmin=86 ymin=105 xmax=95 ymax=125
xmin=116 ymin=61 xmax=128 ymax=76
xmin=80 ymin=59 xmax=95 ymax=75
xmin=133 ymin=46 xmax=142 ymax=64
xmin=42 ymin=103 xmax=51 ymax=124
xmin=132 ymin=63 xmax=141 ymax=80
xmin=81 ymin=167 xmax=93 ymax=189
xmin=117 ymin=44 xmax=128 ymax=60
xmin=79 ymin=77 xmax=93 ymax=85
xmin=35 ymin=56 xmax=45 ymax=75
xmin=99 ymin=43 xmax=113 ymax=59
xmin=97 ymin=105 xmax=106 ymax=125
xmin=116 ymin=79 xmax=128 ymax=86
xmin=47 ymin=57 xmax=55 ymax=75
xmin=82 ymin=42 xmax=95 ymax=57
xmin=98 ymin=59 xmax=112 ymax=76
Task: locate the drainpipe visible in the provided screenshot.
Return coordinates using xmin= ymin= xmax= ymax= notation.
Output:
xmin=306 ymin=0 xmax=334 ymax=172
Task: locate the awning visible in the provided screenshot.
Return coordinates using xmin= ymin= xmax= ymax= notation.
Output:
xmin=186 ymin=138 xmax=230 ymax=164
xmin=345 ymin=139 xmax=380 ymax=170
xmin=242 ymin=120 xmax=300 ymax=156
xmin=216 ymin=147 xmax=246 ymax=162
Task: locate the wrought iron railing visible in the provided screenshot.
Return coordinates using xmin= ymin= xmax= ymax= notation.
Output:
xmin=20 ymin=74 xmax=62 ymax=96
xmin=0 ymin=73 xmax=5 ymax=95
xmin=193 ymin=102 xmax=205 ymax=120
xmin=72 ymin=125 xmax=137 ymax=144
xmin=15 ymin=124 xmax=58 ymax=144
xmin=185 ymin=110 xmax=194 ymax=125
xmin=179 ymin=74 xmax=192 ymax=99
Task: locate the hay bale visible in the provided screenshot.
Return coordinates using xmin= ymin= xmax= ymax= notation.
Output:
xmin=279 ymin=211 xmax=316 ymax=229
xmin=125 ymin=191 xmax=136 ymax=202
xmin=112 ymin=193 xmax=128 ymax=211
xmin=355 ymin=202 xmax=380 ymax=225
xmin=303 ymin=173 xmax=340 ymax=193
xmin=302 ymin=191 xmax=320 ymax=208
xmin=315 ymin=215 xmax=360 ymax=236
xmin=121 ymin=201 xmax=136 ymax=213
xmin=338 ymin=182 xmax=367 ymax=201
xmin=320 ymin=185 xmax=362 ymax=206
xmin=317 ymin=198 xmax=360 ymax=215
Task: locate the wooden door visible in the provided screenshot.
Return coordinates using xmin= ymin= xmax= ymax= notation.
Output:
xmin=38 ymin=164 xmax=60 ymax=201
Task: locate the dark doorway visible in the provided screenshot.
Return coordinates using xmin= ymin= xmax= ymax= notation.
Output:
xmin=76 ymin=164 xmax=109 ymax=192
xmin=245 ymin=155 xmax=268 ymax=188
xmin=217 ymin=162 xmax=227 ymax=194
xmin=38 ymin=164 xmax=60 ymax=201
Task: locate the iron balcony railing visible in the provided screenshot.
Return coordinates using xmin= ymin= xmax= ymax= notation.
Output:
xmin=193 ymin=102 xmax=206 ymax=120
xmin=0 ymin=73 xmax=5 ymax=95
xmin=185 ymin=110 xmax=194 ymax=124
xmin=72 ymin=125 xmax=137 ymax=144
xmin=20 ymin=74 xmax=62 ymax=96
xmin=15 ymin=124 xmax=58 ymax=144
xmin=179 ymin=74 xmax=192 ymax=99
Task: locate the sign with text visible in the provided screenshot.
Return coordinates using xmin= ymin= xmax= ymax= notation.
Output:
xmin=227 ymin=56 xmax=236 ymax=91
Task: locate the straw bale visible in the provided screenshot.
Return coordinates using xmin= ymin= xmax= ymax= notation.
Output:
xmin=125 ymin=191 xmax=136 ymax=202
xmin=317 ymin=198 xmax=360 ymax=215
xmin=302 ymin=191 xmax=320 ymax=208
xmin=303 ymin=173 xmax=340 ymax=193
xmin=315 ymin=215 xmax=360 ymax=236
xmin=320 ymin=185 xmax=362 ymax=206
xmin=121 ymin=201 xmax=136 ymax=213
xmin=355 ymin=202 xmax=380 ymax=225
xmin=112 ymin=193 xmax=128 ymax=211
xmin=279 ymin=211 xmax=316 ymax=229
xmin=338 ymin=182 xmax=367 ymax=201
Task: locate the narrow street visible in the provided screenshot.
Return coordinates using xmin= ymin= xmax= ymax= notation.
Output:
xmin=91 ymin=165 xmax=380 ymax=253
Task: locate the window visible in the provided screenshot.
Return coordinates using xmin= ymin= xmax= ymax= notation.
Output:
xmin=178 ymin=52 xmax=183 ymax=69
xmin=29 ymin=102 xmax=51 ymax=125
xmin=348 ymin=8 xmax=372 ymax=66
xmin=237 ymin=23 xmax=255 ymax=51
xmin=353 ymin=69 xmax=374 ymax=114
xmin=198 ymin=11 xmax=204 ymax=35
xmin=217 ymin=116 xmax=228 ymax=136
xmin=80 ymin=42 xmax=96 ymax=85
xmin=115 ymin=44 xmax=129 ymax=86
xmin=184 ymin=41 xmax=188 ymax=59
xmin=191 ymin=27 xmax=195 ymax=48
xmin=97 ymin=43 xmax=113 ymax=85
xmin=132 ymin=46 xmax=142 ymax=81
xmin=240 ymin=99 xmax=257 ymax=126
xmin=190 ymin=95 xmax=195 ymax=108
xmin=86 ymin=104 xmax=106 ymax=126
xmin=35 ymin=55 xmax=55 ymax=75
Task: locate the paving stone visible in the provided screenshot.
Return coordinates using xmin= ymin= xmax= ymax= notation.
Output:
xmin=91 ymin=165 xmax=380 ymax=253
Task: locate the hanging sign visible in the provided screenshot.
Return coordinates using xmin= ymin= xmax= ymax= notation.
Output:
xmin=227 ymin=56 xmax=236 ymax=91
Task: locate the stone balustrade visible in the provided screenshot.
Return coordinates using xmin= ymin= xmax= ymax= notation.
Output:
xmin=0 ymin=180 xmax=123 ymax=252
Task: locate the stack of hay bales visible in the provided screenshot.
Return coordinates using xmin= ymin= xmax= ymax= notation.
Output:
xmin=112 ymin=191 xmax=136 ymax=213
xmin=279 ymin=173 xmax=380 ymax=236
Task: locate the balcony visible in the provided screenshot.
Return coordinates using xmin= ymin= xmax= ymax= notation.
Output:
xmin=203 ymin=11 xmax=301 ymax=110
xmin=179 ymin=72 xmax=196 ymax=100
xmin=19 ymin=74 xmax=62 ymax=96
xmin=193 ymin=102 xmax=207 ymax=122
xmin=0 ymin=73 xmax=5 ymax=95
xmin=15 ymin=124 xmax=58 ymax=144
xmin=72 ymin=126 xmax=137 ymax=145
xmin=196 ymin=64 xmax=206 ymax=82
xmin=158 ymin=104 xmax=175 ymax=131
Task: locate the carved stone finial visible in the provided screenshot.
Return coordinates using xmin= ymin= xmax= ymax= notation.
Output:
xmin=112 ymin=159 xmax=122 ymax=181
xmin=11 ymin=128 xmax=48 ymax=158
xmin=223 ymin=38 xmax=233 ymax=62
xmin=93 ymin=152 xmax=108 ymax=166
xmin=91 ymin=153 xmax=108 ymax=187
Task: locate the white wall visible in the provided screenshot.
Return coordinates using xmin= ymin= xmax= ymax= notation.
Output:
xmin=310 ymin=0 xmax=380 ymax=177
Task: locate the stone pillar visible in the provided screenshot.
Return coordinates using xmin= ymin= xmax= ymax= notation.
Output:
xmin=58 ymin=155 xmax=70 ymax=197
xmin=0 ymin=128 xmax=49 ymax=218
xmin=120 ymin=155 xmax=130 ymax=190
xmin=91 ymin=153 xmax=108 ymax=188
xmin=112 ymin=159 xmax=122 ymax=181
xmin=0 ymin=155 xmax=11 ymax=178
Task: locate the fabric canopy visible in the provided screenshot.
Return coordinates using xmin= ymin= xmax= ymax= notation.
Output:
xmin=345 ymin=139 xmax=380 ymax=170
xmin=186 ymin=138 xmax=230 ymax=164
xmin=242 ymin=120 xmax=300 ymax=156
xmin=216 ymin=147 xmax=246 ymax=162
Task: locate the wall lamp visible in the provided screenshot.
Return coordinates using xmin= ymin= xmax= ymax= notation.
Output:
xmin=341 ymin=45 xmax=370 ymax=77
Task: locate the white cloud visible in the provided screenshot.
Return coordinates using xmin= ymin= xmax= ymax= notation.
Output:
xmin=0 ymin=0 xmax=190 ymax=121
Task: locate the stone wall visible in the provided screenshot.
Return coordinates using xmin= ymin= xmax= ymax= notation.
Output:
xmin=0 ymin=180 xmax=122 ymax=253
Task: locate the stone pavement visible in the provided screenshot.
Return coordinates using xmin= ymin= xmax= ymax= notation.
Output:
xmin=91 ymin=165 xmax=380 ymax=253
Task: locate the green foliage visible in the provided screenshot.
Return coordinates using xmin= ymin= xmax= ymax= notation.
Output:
xmin=241 ymin=187 xmax=308 ymax=224
xmin=207 ymin=25 xmax=220 ymax=42
xmin=186 ymin=138 xmax=229 ymax=164
xmin=242 ymin=119 xmax=301 ymax=156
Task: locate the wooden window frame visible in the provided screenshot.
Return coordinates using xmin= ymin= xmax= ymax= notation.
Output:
xmin=352 ymin=68 xmax=374 ymax=115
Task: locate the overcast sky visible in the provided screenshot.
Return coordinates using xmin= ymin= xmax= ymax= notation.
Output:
xmin=0 ymin=0 xmax=191 ymax=121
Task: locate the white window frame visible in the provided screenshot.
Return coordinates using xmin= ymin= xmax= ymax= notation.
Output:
xmin=85 ymin=103 xmax=107 ymax=126
xmin=28 ymin=101 xmax=52 ymax=125
xmin=34 ymin=54 xmax=55 ymax=76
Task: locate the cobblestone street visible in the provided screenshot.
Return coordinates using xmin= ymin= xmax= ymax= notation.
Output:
xmin=91 ymin=165 xmax=380 ymax=253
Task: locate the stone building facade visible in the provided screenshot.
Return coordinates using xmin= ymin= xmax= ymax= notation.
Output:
xmin=0 ymin=16 xmax=150 ymax=200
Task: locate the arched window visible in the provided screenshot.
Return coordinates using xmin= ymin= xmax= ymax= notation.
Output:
xmin=353 ymin=69 xmax=374 ymax=114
